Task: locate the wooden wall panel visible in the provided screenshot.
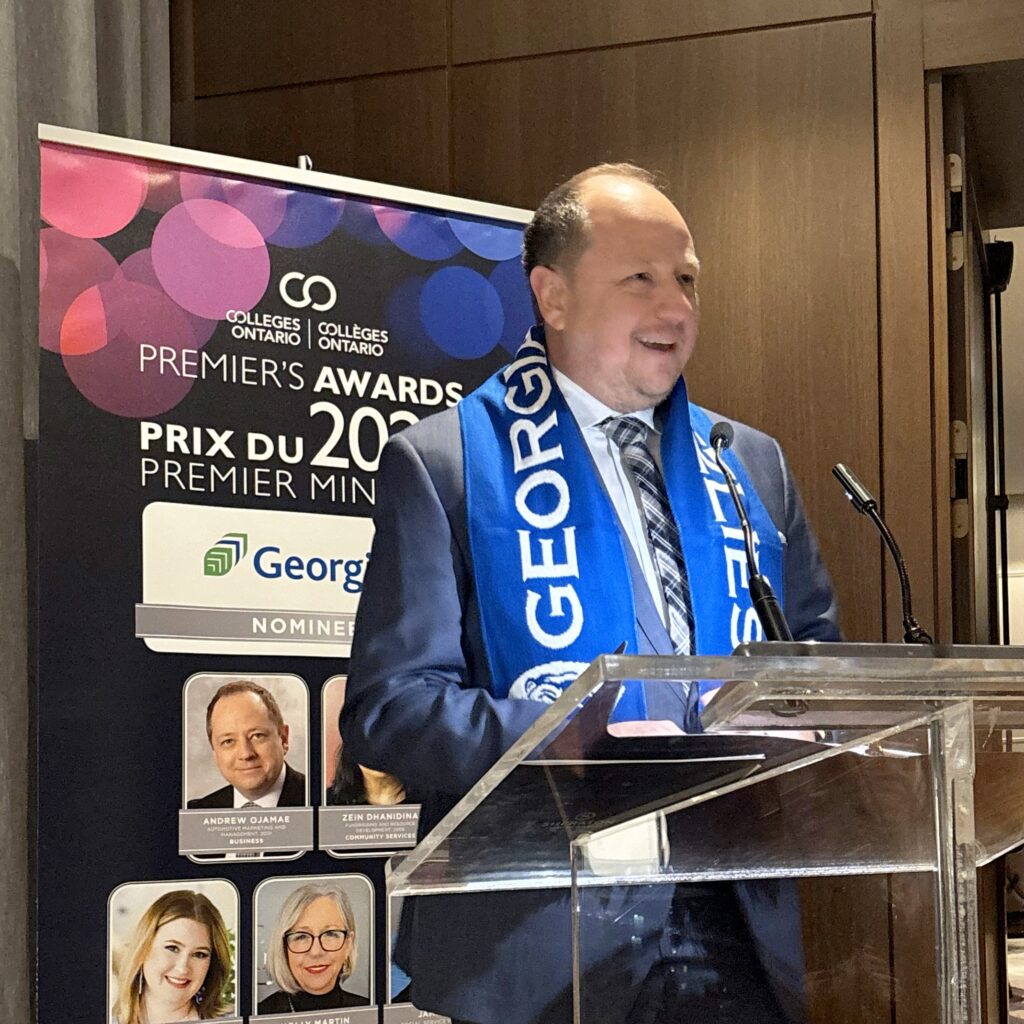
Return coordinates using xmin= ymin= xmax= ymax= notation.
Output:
xmin=962 ymin=64 xmax=1024 ymax=230
xmin=192 ymin=71 xmax=450 ymax=193
xmin=191 ymin=0 xmax=447 ymax=97
xmin=170 ymin=0 xmax=197 ymax=147
xmin=875 ymin=1 xmax=941 ymax=642
xmin=452 ymin=0 xmax=871 ymax=64
xmin=924 ymin=0 xmax=1024 ymax=70
xmin=800 ymin=876 xmax=893 ymax=1024
xmin=452 ymin=19 xmax=880 ymax=639
xmin=888 ymin=873 xmax=941 ymax=1024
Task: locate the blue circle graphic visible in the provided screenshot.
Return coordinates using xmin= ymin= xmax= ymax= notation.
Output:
xmin=420 ymin=267 xmax=504 ymax=359
xmin=375 ymin=207 xmax=463 ymax=261
xmin=448 ymin=217 xmax=524 ymax=262
xmin=385 ymin=276 xmax=431 ymax=348
xmin=338 ymin=200 xmax=392 ymax=248
xmin=489 ymin=256 xmax=536 ymax=354
xmin=268 ymin=192 xmax=345 ymax=248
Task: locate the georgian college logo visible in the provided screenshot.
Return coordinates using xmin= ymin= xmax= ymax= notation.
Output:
xmin=508 ymin=660 xmax=590 ymax=703
xmin=278 ymin=271 xmax=337 ymax=311
xmin=203 ymin=533 xmax=249 ymax=577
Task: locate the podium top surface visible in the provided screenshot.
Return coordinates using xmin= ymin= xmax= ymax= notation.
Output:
xmin=691 ymin=642 xmax=1024 ymax=731
xmin=388 ymin=648 xmax=1024 ymax=897
xmin=734 ymin=640 xmax=1024 ymax=661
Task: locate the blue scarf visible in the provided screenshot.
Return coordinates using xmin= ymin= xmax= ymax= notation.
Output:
xmin=459 ymin=329 xmax=783 ymax=719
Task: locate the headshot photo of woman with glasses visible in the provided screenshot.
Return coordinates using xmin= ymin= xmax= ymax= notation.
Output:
xmin=257 ymin=880 xmax=370 ymax=1014
xmin=111 ymin=888 xmax=234 ymax=1023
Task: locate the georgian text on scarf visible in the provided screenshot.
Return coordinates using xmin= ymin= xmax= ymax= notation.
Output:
xmin=459 ymin=328 xmax=784 ymax=715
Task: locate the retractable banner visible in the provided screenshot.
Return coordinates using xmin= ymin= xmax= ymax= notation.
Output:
xmin=36 ymin=127 xmax=531 ymax=1023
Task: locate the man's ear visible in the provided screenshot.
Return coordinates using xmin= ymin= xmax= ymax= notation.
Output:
xmin=529 ymin=265 xmax=569 ymax=331
xmin=279 ymin=723 xmax=289 ymax=754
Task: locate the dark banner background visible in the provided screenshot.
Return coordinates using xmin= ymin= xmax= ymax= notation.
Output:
xmin=36 ymin=139 xmax=531 ymax=1022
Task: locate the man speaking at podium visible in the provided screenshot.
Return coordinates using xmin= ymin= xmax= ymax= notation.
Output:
xmin=342 ymin=164 xmax=839 ymax=1023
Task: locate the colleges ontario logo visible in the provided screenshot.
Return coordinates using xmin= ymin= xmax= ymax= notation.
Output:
xmin=203 ymin=532 xmax=249 ymax=577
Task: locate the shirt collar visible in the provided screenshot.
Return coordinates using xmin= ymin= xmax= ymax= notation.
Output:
xmin=233 ymin=763 xmax=287 ymax=808
xmin=550 ymin=366 xmax=658 ymax=433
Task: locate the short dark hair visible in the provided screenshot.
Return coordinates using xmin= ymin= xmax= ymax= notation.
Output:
xmin=522 ymin=163 xmax=666 ymax=318
xmin=205 ymin=679 xmax=285 ymax=742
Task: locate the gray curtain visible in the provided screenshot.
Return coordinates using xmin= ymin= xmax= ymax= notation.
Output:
xmin=0 ymin=1 xmax=169 ymax=1017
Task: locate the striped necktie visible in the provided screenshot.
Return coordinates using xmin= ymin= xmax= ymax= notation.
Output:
xmin=601 ymin=415 xmax=694 ymax=655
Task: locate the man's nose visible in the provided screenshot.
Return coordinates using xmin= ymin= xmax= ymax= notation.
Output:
xmin=656 ymin=283 xmax=695 ymax=323
xmin=238 ymin=737 xmax=257 ymax=758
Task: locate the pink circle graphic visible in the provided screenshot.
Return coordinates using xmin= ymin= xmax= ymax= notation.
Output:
xmin=62 ymin=277 xmax=199 ymax=418
xmin=119 ymin=247 xmax=162 ymax=288
xmin=120 ymin=248 xmax=218 ymax=347
xmin=144 ymin=168 xmax=183 ymax=213
xmin=180 ymin=171 xmax=289 ymax=238
xmin=39 ymin=230 xmax=119 ymax=352
xmin=151 ymin=199 xmax=270 ymax=319
xmin=40 ymin=147 xmax=148 ymax=238
xmin=60 ymin=285 xmax=109 ymax=356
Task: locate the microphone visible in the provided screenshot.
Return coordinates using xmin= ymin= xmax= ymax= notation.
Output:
xmin=710 ymin=422 xmax=793 ymax=642
xmin=831 ymin=463 xmax=933 ymax=644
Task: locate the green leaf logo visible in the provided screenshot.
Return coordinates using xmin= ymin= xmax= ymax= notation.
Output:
xmin=203 ymin=532 xmax=248 ymax=576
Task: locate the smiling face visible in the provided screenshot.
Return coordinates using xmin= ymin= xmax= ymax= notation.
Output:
xmin=141 ymin=918 xmax=212 ymax=1013
xmin=531 ymin=175 xmax=700 ymax=413
xmin=285 ymin=896 xmax=352 ymax=996
xmin=209 ymin=690 xmax=289 ymax=801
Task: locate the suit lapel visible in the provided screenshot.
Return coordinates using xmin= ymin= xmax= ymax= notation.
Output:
xmin=620 ymin=535 xmax=673 ymax=655
xmin=621 ymin=536 xmax=695 ymax=724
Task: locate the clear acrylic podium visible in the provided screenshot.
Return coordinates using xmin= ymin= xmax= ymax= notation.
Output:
xmin=388 ymin=646 xmax=1024 ymax=1024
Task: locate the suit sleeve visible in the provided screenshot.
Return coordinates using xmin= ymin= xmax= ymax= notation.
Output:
xmin=340 ymin=431 xmax=547 ymax=797
xmin=773 ymin=439 xmax=842 ymax=641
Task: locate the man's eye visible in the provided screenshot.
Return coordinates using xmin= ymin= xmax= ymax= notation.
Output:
xmin=678 ymin=274 xmax=696 ymax=285
xmin=629 ymin=272 xmax=651 ymax=282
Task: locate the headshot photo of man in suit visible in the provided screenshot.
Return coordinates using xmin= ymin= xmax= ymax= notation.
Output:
xmin=187 ymin=679 xmax=307 ymax=809
xmin=341 ymin=164 xmax=840 ymax=1024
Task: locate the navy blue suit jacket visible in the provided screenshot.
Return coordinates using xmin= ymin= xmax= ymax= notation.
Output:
xmin=342 ymin=401 xmax=839 ymax=1022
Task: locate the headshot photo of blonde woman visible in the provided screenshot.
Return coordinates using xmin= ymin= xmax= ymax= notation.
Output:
xmin=109 ymin=882 xmax=238 ymax=1023
xmin=255 ymin=877 xmax=373 ymax=1015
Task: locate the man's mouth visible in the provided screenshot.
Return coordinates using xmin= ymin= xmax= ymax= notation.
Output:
xmin=636 ymin=336 xmax=676 ymax=352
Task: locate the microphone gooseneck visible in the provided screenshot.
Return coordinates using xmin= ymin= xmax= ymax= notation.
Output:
xmin=710 ymin=422 xmax=793 ymax=642
xmin=831 ymin=463 xmax=933 ymax=644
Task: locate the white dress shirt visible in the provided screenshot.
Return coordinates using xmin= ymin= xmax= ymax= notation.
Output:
xmin=551 ymin=368 xmax=670 ymax=627
xmin=232 ymin=763 xmax=287 ymax=808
